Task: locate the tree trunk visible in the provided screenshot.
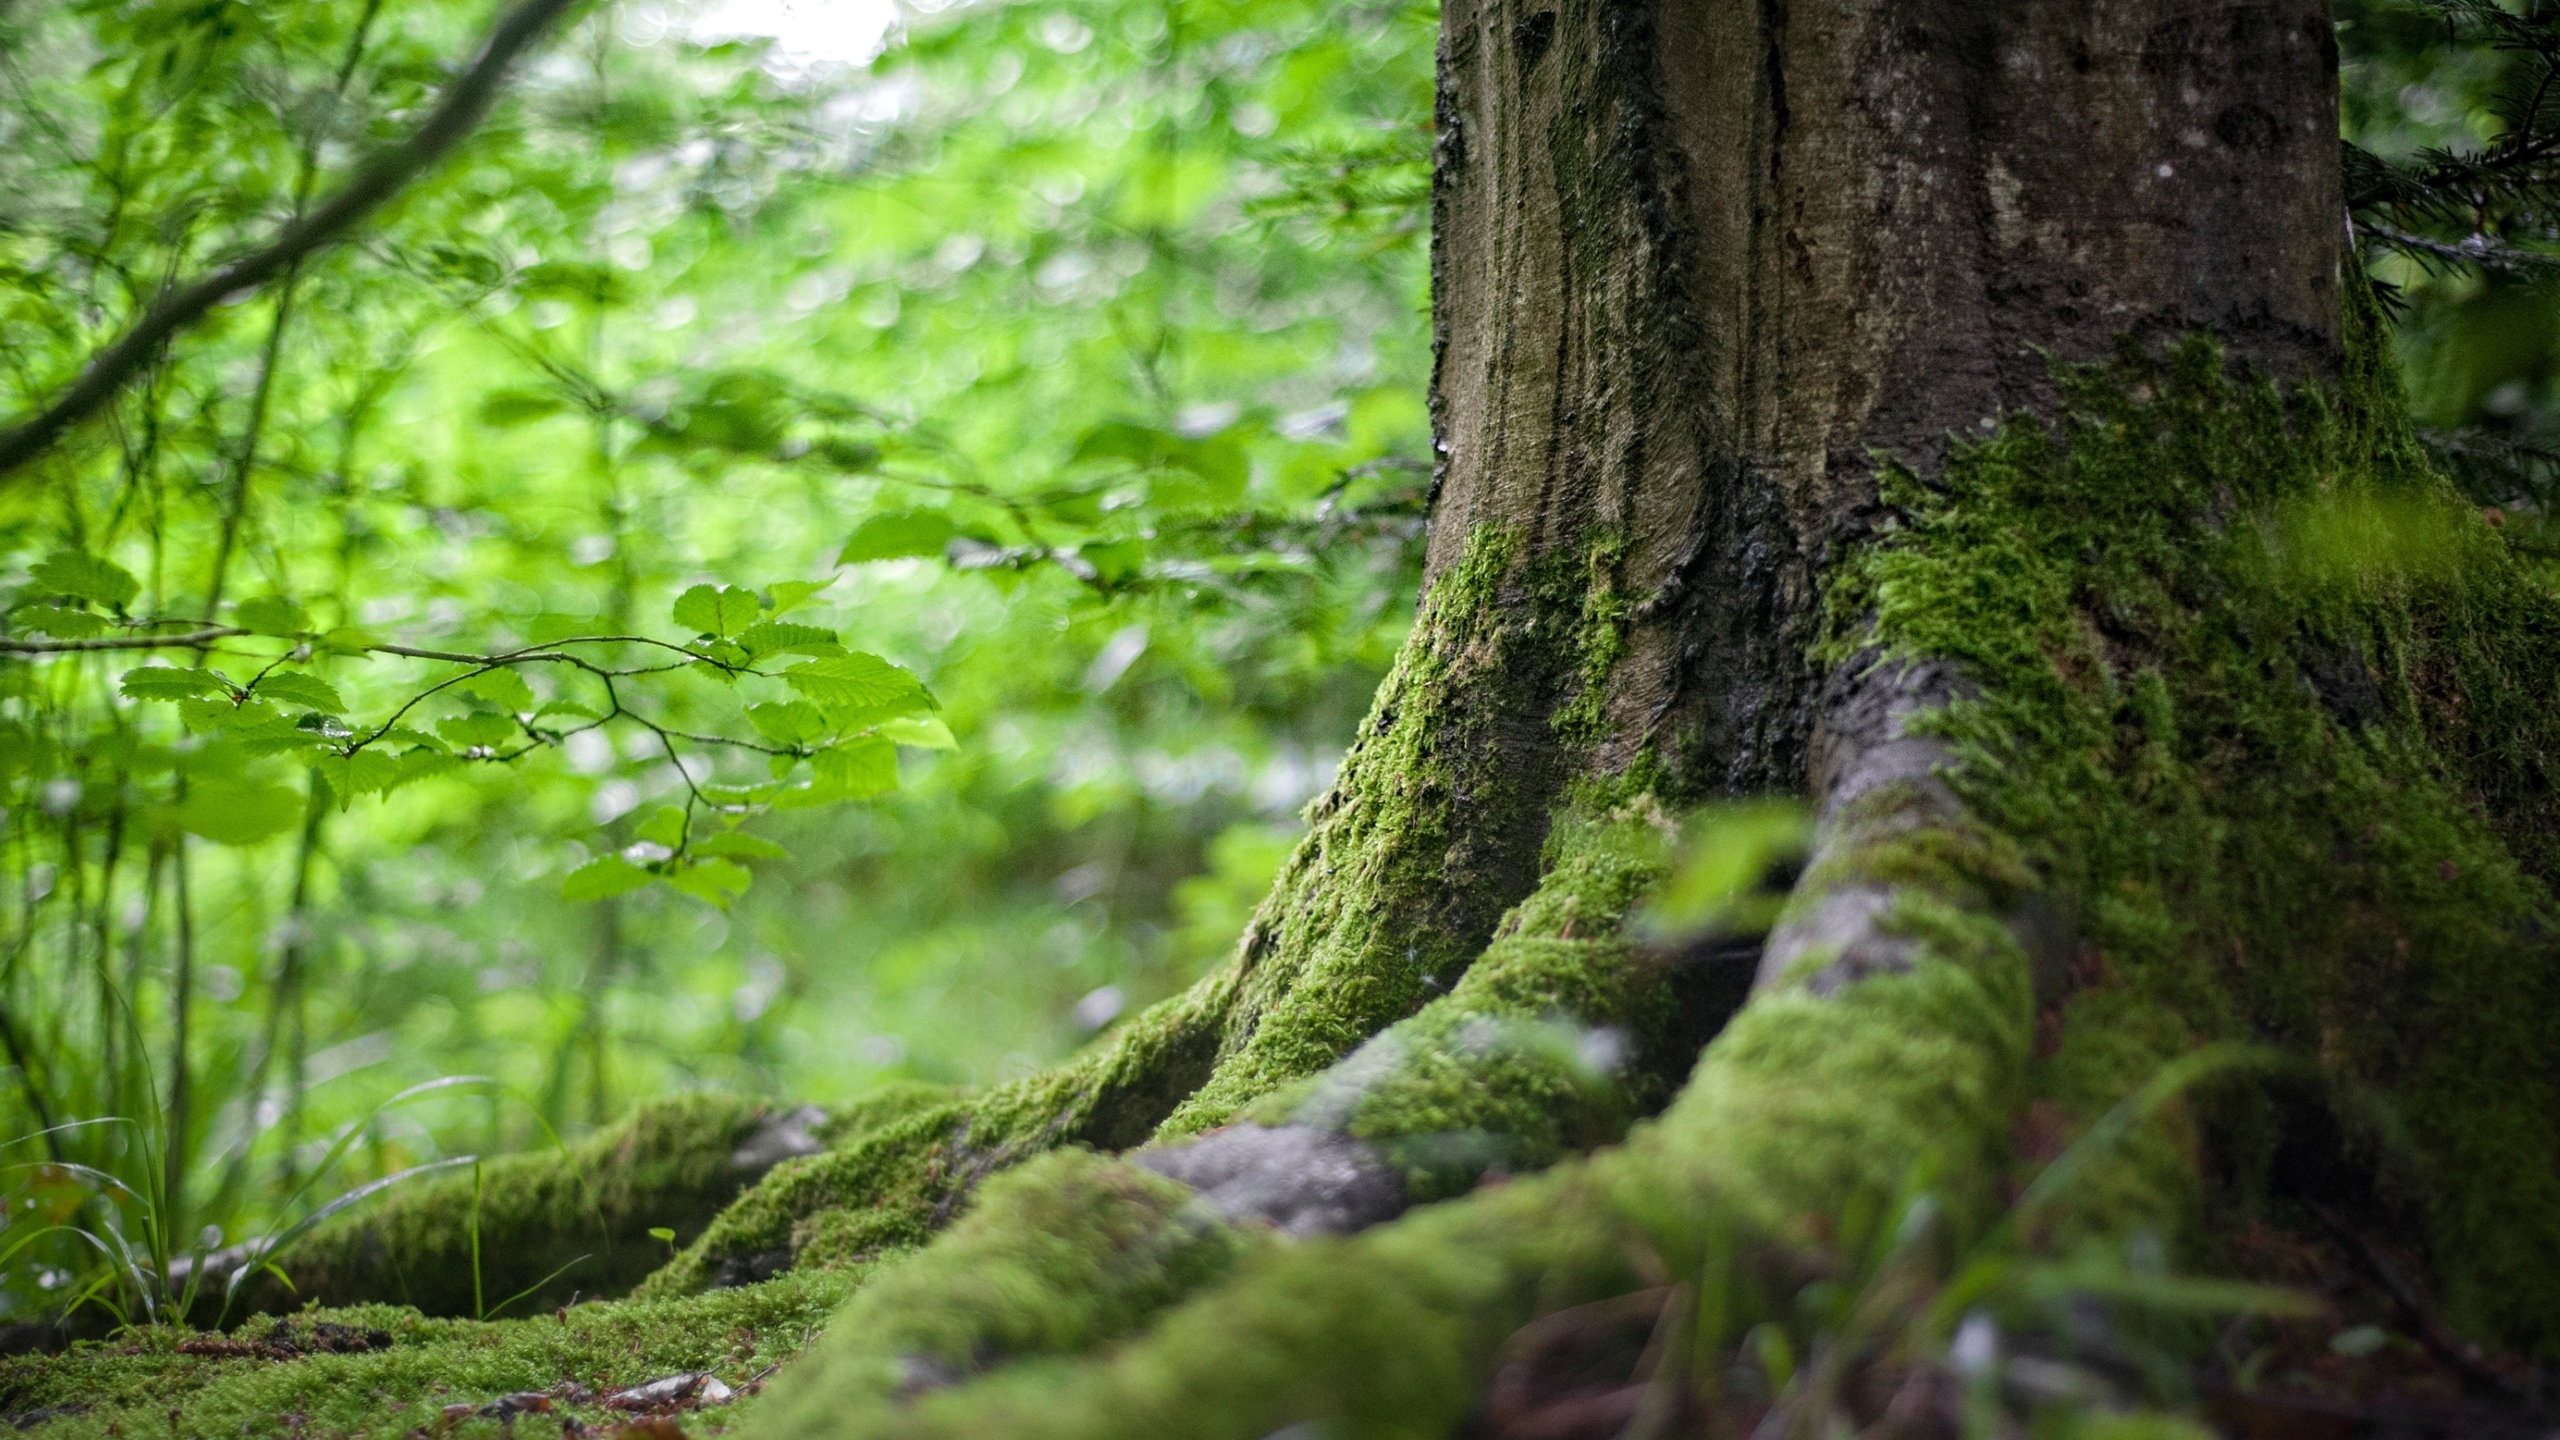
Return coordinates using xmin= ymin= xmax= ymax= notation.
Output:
xmin=19 ymin=4 xmax=2560 ymax=1437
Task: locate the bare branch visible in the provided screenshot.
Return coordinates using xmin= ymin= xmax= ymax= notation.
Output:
xmin=0 ymin=0 xmax=592 ymax=481
xmin=0 ymin=628 xmax=237 ymax=654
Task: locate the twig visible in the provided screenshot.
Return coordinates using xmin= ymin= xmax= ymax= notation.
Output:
xmin=2311 ymin=1204 xmax=2522 ymax=1400
xmin=0 ymin=0 xmax=591 ymax=480
xmin=0 ymin=628 xmax=234 ymax=653
xmin=2355 ymin=219 xmax=2552 ymax=273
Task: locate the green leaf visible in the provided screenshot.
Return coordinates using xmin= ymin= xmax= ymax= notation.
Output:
xmin=315 ymin=626 xmax=386 ymax=657
xmin=562 ymin=855 xmax=655 ymax=901
xmin=16 ymin=606 xmax=107 ymax=638
xmin=811 ymin=735 xmax=898 ymax=799
xmin=179 ymin=697 xmax=249 ymax=733
xmin=253 ymin=672 xmax=345 ymax=713
xmin=746 ymin=700 xmax=829 ymax=746
xmin=463 ymin=669 xmax=535 ymax=714
xmin=672 ymin=584 xmax=758 ymax=638
xmin=647 ymin=1227 xmax=677 ymax=1244
xmin=28 ymin=551 xmax=139 ymax=609
xmin=172 ymin=780 xmax=304 ymax=846
xmin=694 ymin=638 xmax=751 ymax=669
xmin=736 ymin=622 xmax=841 ymax=660
xmin=783 ymin=654 xmax=932 ymax=723
xmin=763 ymin=580 xmax=836 ymax=617
xmin=389 ymin=750 xmax=463 ymax=792
xmin=1078 ymin=538 xmax=1147 ymax=584
xmin=668 ymin=857 xmax=752 ymax=908
xmin=121 ymin=667 xmax=230 ymax=702
xmin=692 ymin=831 xmax=786 ymax=860
xmin=376 ymin=727 xmax=448 ymax=752
xmin=437 ymin=712 xmax=516 ymax=749
xmin=878 ymin=714 xmax=958 ymax=750
xmin=839 ymin=510 xmax=956 ymax=564
xmin=479 ymin=388 xmax=569 ymax=428
xmin=1070 ymin=420 xmax=1169 ymax=467
xmin=306 ymin=750 xmax=403 ymax=808
xmin=233 ymin=708 xmax=332 ymax=755
xmin=815 ymin=437 xmax=881 ymax=472
xmin=234 ymin=596 xmax=310 ymax=637
xmin=533 ymin=700 xmax=602 ymax=722
xmin=634 ymin=806 xmax=687 ymax=849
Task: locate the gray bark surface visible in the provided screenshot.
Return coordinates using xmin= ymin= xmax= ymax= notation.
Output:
xmin=1427 ymin=0 xmax=2343 ymax=792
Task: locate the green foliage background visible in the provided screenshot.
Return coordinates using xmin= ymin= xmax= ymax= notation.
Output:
xmin=0 ymin=0 xmax=1430 ymax=1313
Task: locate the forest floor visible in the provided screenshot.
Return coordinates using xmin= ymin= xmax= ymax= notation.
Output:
xmin=4 ymin=1204 xmax=2557 ymax=1440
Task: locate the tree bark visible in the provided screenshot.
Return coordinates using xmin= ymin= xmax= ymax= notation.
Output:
xmin=1427 ymin=0 xmax=2341 ymax=793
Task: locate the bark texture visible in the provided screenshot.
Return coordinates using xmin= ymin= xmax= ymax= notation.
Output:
xmin=1429 ymin=0 xmax=2342 ymax=790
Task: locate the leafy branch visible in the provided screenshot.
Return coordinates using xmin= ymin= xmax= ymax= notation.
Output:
xmin=2 ymin=556 xmax=950 ymax=911
xmin=0 ymin=0 xmax=592 ymax=481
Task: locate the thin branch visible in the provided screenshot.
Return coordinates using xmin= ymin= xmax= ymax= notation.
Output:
xmin=0 ymin=629 xmax=235 ymax=653
xmin=0 ymin=0 xmax=592 ymax=481
xmin=2354 ymin=218 xmax=2554 ymax=273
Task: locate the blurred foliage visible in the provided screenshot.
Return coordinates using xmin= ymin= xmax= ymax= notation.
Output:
xmin=0 ymin=0 xmax=1431 ymax=1317
xmin=2343 ymin=0 xmax=2560 ymax=555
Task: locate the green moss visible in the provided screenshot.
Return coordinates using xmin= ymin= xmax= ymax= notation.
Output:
xmin=1160 ymin=525 xmax=1595 ymax=1135
xmin=659 ymin=521 xmax=1651 ymax=1291
xmin=745 ymin=880 xmax=2036 ymax=1440
xmin=1826 ymin=325 xmax=2560 ymax=1350
xmin=643 ymin=976 xmax=1233 ymax=1297
xmin=2 ymin=1269 xmax=857 ymax=1440
xmin=1233 ymin=802 xmax=1687 ymax=1199
xmin=749 ymin=1150 xmax=1255 ymax=1436
xmin=209 ymin=1092 xmax=789 ymax=1322
xmin=1547 ymin=527 xmax=1632 ymax=749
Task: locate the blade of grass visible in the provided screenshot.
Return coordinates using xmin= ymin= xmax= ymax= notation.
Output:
xmin=483 ymin=1251 xmax=591 ymax=1320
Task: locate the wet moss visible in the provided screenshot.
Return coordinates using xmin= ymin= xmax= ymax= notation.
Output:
xmin=1235 ymin=803 xmax=1690 ymax=1200
xmin=213 ymin=1092 xmax=790 ymax=1322
xmin=1826 ymin=321 xmax=2560 ymax=1350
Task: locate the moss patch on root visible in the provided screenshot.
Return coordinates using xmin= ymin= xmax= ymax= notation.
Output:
xmin=748 ymin=1149 xmax=1257 ymax=1437
xmin=1159 ymin=523 xmax=1638 ymax=1136
xmin=211 ymin=1092 xmax=795 ymax=1322
xmin=744 ymin=881 xmax=2036 ymax=1440
xmin=660 ymin=523 xmax=1649 ymax=1293
xmin=1827 ymin=324 xmax=2560 ymax=1351
xmin=1234 ymin=801 xmax=1697 ymax=1201
xmin=641 ymin=977 xmax=1233 ymax=1297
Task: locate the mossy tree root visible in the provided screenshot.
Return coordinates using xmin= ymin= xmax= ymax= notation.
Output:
xmin=743 ymin=771 xmax=2041 ymax=1439
xmin=187 ymin=1092 xmax=827 ymax=1324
